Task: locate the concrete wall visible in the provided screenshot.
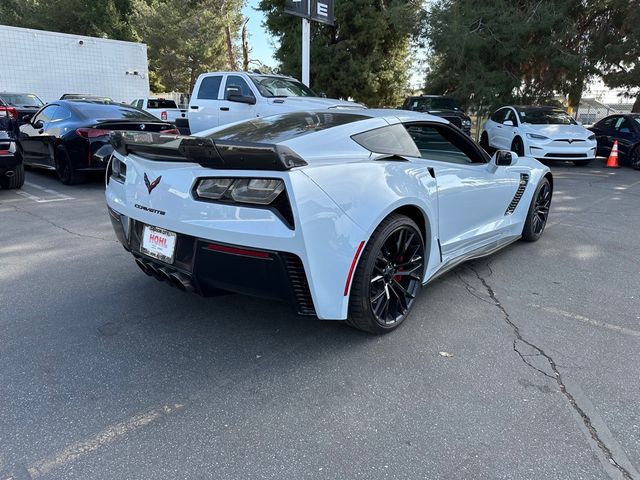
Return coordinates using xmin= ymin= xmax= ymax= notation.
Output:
xmin=0 ymin=25 xmax=150 ymax=103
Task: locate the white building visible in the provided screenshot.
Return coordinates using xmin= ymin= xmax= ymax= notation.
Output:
xmin=0 ymin=25 xmax=149 ymax=103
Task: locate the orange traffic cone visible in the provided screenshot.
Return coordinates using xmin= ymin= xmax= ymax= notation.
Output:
xmin=605 ymin=140 xmax=620 ymax=168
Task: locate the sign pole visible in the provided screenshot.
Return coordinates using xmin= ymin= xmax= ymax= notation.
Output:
xmin=301 ymin=17 xmax=310 ymax=86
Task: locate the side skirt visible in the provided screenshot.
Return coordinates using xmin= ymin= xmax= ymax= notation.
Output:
xmin=424 ymin=234 xmax=521 ymax=285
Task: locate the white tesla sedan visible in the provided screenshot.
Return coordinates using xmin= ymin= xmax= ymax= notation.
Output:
xmin=481 ymin=106 xmax=597 ymax=166
xmin=105 ymin=110 xmax=552 ymax=333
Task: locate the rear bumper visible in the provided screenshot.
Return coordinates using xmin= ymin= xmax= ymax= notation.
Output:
xmin=0 ymin=141 xmax=20 ymax=171
xmin=108 ymin=207 xmax=316 ymax=315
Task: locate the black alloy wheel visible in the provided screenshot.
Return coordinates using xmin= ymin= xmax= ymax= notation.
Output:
xmin=631 ymin=147 xmax=640 ymax=170
xmin=347 ymin=214 xmax=425 ymax=333
xmin=511 ymin=137 xmax=525 ymax=156
xmin=522 ymin=178 xmax=552 ymax=242
xmin=55 ymin=146 xmax=85 ymax=185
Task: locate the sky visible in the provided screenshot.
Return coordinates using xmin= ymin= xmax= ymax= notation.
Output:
xmin=241 ymin=0 xmax=426 ymax=88
xmin=242 ymin=0 xmax=278 ymax=69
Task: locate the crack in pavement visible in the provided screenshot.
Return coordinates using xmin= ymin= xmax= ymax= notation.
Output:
xmin=466 ymin=264 xmax=635 ymax=480
xmin=5 ymin=204 xmax=116 ymax=243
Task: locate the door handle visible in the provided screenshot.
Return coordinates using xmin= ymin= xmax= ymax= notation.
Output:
xmin=220 ymin=107 xmax=229 ymax=111
xmin=496 ymin=125 xmax=503 ymax=128
xmin=190 ymin=105 xmax=199 ymax=110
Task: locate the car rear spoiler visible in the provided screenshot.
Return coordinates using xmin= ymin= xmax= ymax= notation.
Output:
xmin=110 ymin=131 xmax=307 ymax=170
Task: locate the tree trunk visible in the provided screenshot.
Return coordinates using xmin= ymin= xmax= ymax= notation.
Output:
xmin=225 ymin=26 xmax=237 ymax=70
xmin=242 ymin=19 xmax=249 ymax=71
xmin=632 ymin=96 xmax=640 ymax=113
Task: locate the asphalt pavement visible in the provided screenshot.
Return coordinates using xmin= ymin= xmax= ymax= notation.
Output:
xmin=1 ymin=162 xmax=639 ymax=480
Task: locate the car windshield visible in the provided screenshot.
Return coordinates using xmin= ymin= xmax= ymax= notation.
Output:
xmin=408 ymin=97 xmax=461 ymax=111
xmin=250 ymin=76 xmax=317 ymax=98
xmin=75 ymin=103 xmax=157 ymax=120
xmin=519 ymin=109 xmax=576 ymax=125
xmin=632 ymin=115 xmax=640 ymax=126
xmin=147 ymin=99 xmax=178 ymax=109
xmin=1 ymin=93 xmax=44 ymax=108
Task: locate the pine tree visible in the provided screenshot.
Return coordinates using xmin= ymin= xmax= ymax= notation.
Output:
xmin=258 ymin=0 xmax=423 ymax=107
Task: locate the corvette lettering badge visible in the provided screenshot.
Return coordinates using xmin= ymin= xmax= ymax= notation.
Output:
xmin=144 ymin=173 xmax=162 ymax=194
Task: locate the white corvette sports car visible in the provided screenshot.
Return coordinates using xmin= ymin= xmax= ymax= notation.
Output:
xmin=106 ymin=110 xmax=552 ymax=333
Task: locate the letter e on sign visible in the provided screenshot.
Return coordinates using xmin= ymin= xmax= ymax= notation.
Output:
xmin=310 ymin=0 xmax=334 ymax=25
xmin=317 ymin=2 xmax=328 ymax=16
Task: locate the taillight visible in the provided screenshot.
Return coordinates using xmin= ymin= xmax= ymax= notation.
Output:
xmin=161 ymin=111 xmax=168 ymax=120
xmin=160 ymin=128 xmax=180 ymax=134
xmin=76 ymin=128 xmax=111 ymax=138
xmin=0 ymin=107 xmax=17 ymax=119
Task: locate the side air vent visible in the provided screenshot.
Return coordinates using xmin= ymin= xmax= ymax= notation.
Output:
xmin=505 ymin=173 xmax=530 ymax=215
xmin=282 ymin=253 xmax=316 ymax=316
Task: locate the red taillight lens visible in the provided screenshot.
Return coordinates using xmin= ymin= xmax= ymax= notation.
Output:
xmin=76 ymin=128 xmax=111 ymax=138
xmin=161 ymin=111 xmax=168 ymax=120
xmin=0 ymin=107 xmax=17 ymax=119
xmin=160 ymin=128 xmax=180 ymax=134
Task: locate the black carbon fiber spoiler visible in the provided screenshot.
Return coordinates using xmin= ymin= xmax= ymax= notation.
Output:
xmin=110 ymin=131 xmax=306 ymax=170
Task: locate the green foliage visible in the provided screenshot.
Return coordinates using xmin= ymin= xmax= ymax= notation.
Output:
xmin=132 ymin=0 xmax=244 ymax=93
xmin=424 ymin=0 xmax=580 ymax=113
xmin=258 ymin=0 xmax=423 ymax=107
xmin=424 ymin=0 xmax=640 ymax=113
xmin=1 ymin=0 xmax=135 ymax=39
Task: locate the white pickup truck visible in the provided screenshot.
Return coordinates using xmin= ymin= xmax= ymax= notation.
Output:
xmin=180 ymin=71 xmax=365 ymax=134
xmin=130 ymin=97 xmax=187 ymax=123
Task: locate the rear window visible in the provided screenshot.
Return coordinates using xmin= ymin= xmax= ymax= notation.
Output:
xmin=0 ymin=93 xmax=44 ymax=108
xmin=75 ymin=103 xmax=157 ymax=120
xmin=208 ymin=111 xmax=368 ymax=144
xmin=147 ymin=99 xmax=177 ymax=109
xmin=351 ymin=124 xmax=421 ymax=157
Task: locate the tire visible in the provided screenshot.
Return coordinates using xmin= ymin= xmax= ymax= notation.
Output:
xmin=522 ymin=178 xmax=552 ymax=242
xmin=511 ymin=137 xmax=525 ymax=156
xmin=480 ymin=132 xmax=491 ymax=154
xmin=346 ymin=214 xmax=425 ymax=334
xmin=0 ymin=164 xmax=25 ymax=189
xmin=573 ymin=160 xmax=592 ymax=166
xmin=55 ymin=146 xmax=85 ymax=185
xmin=630 ymin=146 xmax=640 ymax=170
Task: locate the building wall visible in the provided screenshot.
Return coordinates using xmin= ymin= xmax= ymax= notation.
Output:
xmin=0 ymin=25 xmax=149 ymax=103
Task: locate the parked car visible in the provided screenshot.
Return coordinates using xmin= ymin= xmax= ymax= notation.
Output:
xmin=0 ymin=107 xmax=24 ymax=189
xmin=588 ymin=114 xmax=640 ymax=169
xmin=0 ymin=92 xmax=45 ymax=125
xmin=106 ymin=109 xmax=552 ymax=333
xmin=60 ymin=94 xmax=113 ymax=102
xmin=181 ymin=71 xmax=364 ymax=134
xmin=401 ymin=95 xmax=472 ymax=135
xmin=481 ymin=106 xmax=597 ymax=166
xmin=130 ymin=97 xmax=187 ymax=123
xmin=19 ymin=101 xmax=177 ymax=184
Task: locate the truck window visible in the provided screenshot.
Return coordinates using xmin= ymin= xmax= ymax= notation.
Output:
xmin=224 ymin=75 xmax=254 ymax=99
xmin=197 ymin=76 xmax=223 ymax=100
xmin=147 ymin=99 xmax=178 ymax=109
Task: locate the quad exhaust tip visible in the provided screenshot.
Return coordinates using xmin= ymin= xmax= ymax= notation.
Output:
xmin=134 ymin=258 xmax=194 ymax=292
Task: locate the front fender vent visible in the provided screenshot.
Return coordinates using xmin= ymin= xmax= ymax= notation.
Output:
xmin=505 ymin=173 xmax=530 ymax=215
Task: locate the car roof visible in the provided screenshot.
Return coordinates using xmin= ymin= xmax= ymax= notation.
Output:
xmin=352 ymin=108 xmax=449 ymax=124
xmin=511 ymin=105 xmax=566 ymax=112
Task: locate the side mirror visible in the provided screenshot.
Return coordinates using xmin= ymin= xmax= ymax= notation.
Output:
xmin=493 ymin=150 xmax=518 ymax=166
xmin=228 ymin=94 xmax=257 ymax=105
xmin=33 ymin=119 xmax=44 ymax=129
xmin=503 ymin=120 xmax=514 ymax=127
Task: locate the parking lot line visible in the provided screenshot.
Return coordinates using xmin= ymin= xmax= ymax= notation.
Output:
xmin=11 ymin=182 xmax=75 ymax=204
xmin=24 ymin=181 xmax=75 ymax=199
xmin=23 ymin=403 xmax=185 ymax=479
xmin=529 ymin=304 xmax=640 ymax=338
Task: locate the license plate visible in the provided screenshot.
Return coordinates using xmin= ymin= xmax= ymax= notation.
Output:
xmin=141 ymin=225 xmax=177 ymax=264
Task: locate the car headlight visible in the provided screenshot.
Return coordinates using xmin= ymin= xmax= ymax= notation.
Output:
xmin=462 ymin=119 xmax=472 ymax=127
xmin=526 ymin=133 xmax=550 ymax=141
xmin=588 ymin=134 xmax=596 ymax=141
xmin=195 ymin=177 xmax=285 ymax=205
